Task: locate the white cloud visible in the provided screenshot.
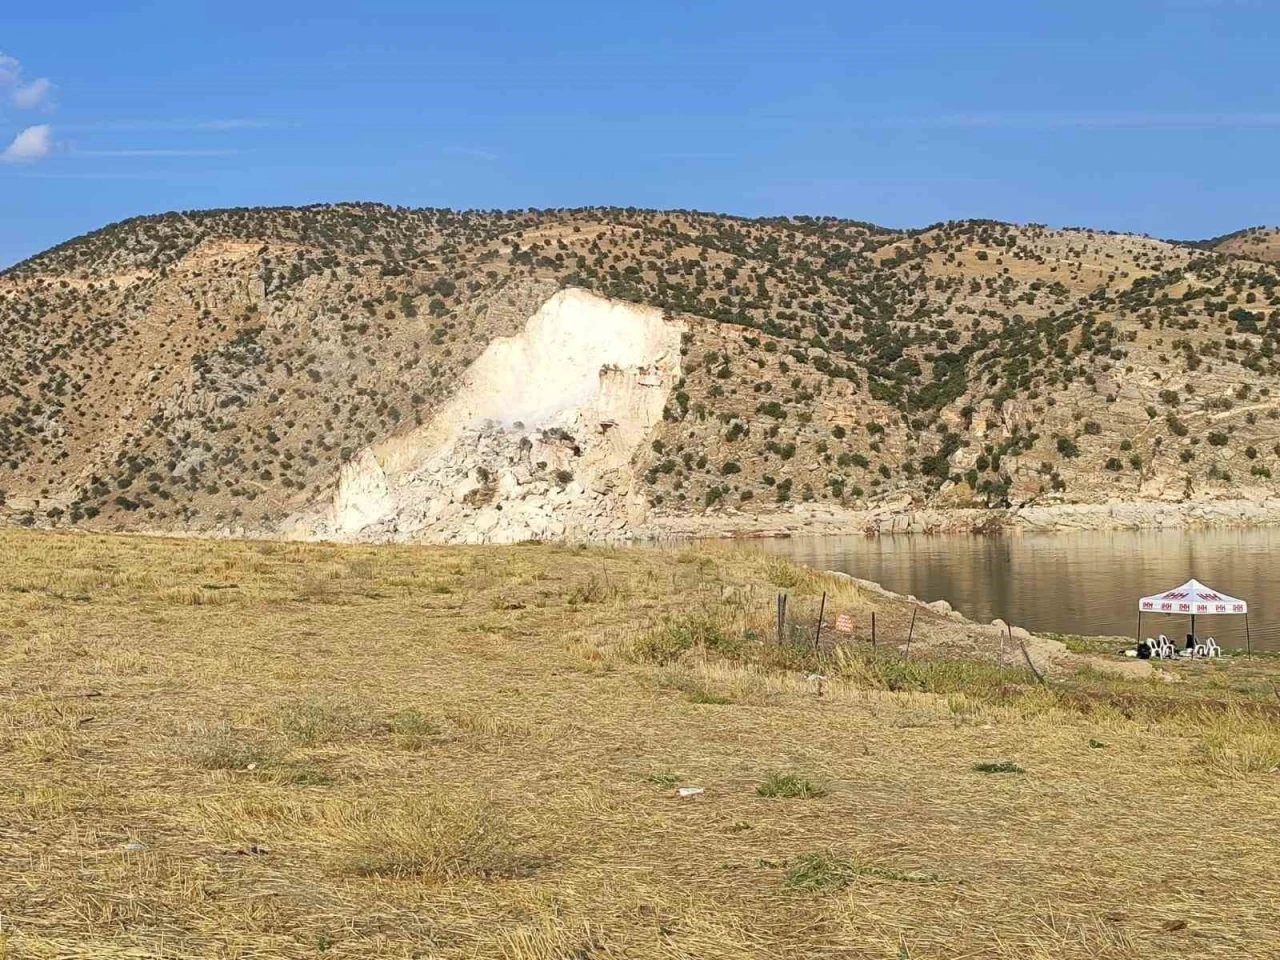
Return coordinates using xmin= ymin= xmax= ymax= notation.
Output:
xmin=13 ymin=76 xmax=52 ymax=109
xmin=2 ymin=124 xmax=52 ymax=163
xmin=0 ymin=53 xmax=54 ymax=109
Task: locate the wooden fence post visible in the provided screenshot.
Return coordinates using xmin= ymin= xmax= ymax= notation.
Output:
xmin=813 ymin=591 xmax=827 ymax=652
xmin=1014 ymin=623 xmax=1045 ymax=684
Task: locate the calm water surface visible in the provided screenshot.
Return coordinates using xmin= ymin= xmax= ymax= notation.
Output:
xmin=758 ymin=527 xmax=1278 ymax=652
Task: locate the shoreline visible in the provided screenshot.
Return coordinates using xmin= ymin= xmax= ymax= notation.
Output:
xmin=650 ymin=495 xmax=1280 ymax=539
xmin=815 ymin=568 xmax=1278 ymax=673
xmin=8 ymin=495 xmax=1280 ymax=545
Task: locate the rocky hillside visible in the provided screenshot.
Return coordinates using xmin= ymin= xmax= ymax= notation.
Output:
xmin=3 ymin=205 xmax=1280 ymax=541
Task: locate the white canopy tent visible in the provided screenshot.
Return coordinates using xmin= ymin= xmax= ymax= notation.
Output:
xmin=1137 ymin=577 xmax=1251 ymax=653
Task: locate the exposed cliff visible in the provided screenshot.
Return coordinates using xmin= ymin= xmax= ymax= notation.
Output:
xmin=291 ymin=288 xmax=682 ymax=543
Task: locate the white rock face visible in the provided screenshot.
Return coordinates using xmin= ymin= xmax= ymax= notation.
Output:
xmin=293 ymin=287 xmax=683 ymax=543
xmin=332 ymin=448 xmax=394 ymax=533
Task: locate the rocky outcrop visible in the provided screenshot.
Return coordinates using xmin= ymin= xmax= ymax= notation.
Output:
xmin=290 ymin=288 xmax=683 ymax=543
xmin=1010 ymin=497 xmax=1280 ymax=531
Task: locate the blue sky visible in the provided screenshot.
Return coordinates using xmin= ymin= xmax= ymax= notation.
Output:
xmin=2 ymin=0 xmax=1277 ymax=267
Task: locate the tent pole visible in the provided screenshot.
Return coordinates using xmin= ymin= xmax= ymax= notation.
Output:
xmin=1246 ymin=613 xmax=1252 ymax=656
xmin=1136 ymin=611 xmax=1142 ymax=645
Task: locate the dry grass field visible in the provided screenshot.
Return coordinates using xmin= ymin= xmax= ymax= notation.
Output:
xmin=1 ymin=529 xmax=1278 ymax=958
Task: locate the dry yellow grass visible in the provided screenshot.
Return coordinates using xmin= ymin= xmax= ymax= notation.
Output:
xmin=1 ymin=529 xmax=1278 ymax=958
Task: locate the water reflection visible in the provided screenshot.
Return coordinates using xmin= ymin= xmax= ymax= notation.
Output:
xmin=758 ymin=527 xmax=1276 ymax=651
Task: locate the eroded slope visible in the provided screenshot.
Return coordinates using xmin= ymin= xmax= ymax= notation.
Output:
xmin=294 ymin=288 xmax=682 ymax=543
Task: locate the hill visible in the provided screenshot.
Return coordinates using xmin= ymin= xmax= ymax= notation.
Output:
xmin=3 ymin=205 xmax=1280 ymax=541
xmin=1194 ymin=226 xmax=1280 ymax=265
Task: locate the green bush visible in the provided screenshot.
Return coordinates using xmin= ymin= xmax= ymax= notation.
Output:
xmin=633 ymin=614 xmax=740 ymax=664
xmin=756 ymin=400 xmax=787 ymax=419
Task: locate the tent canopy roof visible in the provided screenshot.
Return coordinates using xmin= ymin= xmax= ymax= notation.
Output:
xmin=1138 ymin=578 xmax=1247 ymax=615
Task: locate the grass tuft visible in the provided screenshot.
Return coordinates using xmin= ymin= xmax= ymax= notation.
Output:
xmin=783 ymin=850 xmax=948 ymax=892
xmin=276 ymin=699 xmax=361 ymax=746
xmin=184 ymin=723 xmax=280 ymax=771
xmin=385 ymin=708 xmax=444 ymax=750
xmin=756 ymin=772 xmax=828 ymax=799
xmin=972 ymin=760 xmax=1025 ymax=775
xmin=338 ymin=794 xmax=525 ymax=881
xmin=833 ymin=647 xmax=1026 ymax=697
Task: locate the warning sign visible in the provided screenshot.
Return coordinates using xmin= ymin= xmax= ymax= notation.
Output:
xmin=834 ymin=614 xmax=854 ymax=633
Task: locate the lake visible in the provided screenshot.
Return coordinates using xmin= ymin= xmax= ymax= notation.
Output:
xmin=758 ymin=527 xmax=1279 ymax=652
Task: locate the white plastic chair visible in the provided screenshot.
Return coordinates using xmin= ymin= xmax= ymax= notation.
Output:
xmin=1140 ymin=636 xmax=1172 ymax=659
xmin=1195 ymin=637 xmax=1221 ymax=658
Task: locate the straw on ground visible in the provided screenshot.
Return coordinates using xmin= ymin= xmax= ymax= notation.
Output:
xmin=0 ymin=529 xmax=1278 ymax=958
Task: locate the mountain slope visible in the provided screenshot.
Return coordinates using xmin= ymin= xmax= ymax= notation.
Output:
xmin=1199 ymin=226 xmax=1280 ymax=265
xmin=3 ymin=205 xmax=1280 ymax=540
